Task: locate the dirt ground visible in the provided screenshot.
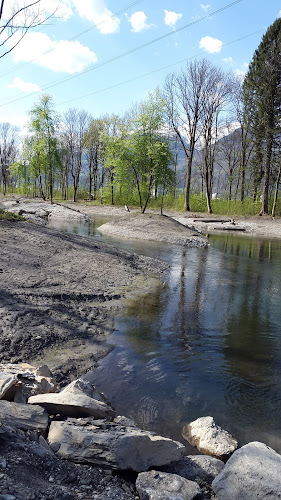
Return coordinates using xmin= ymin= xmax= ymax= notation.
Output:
xmin=0 ymin=219 xmax=166 ymax=382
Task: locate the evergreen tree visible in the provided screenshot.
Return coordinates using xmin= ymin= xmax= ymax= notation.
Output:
xmin=243 ymin=19 xmax=281 ymax=214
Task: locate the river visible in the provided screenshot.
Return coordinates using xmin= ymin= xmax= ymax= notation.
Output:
xmin=48 ymin=217 xmax=281 ymax=453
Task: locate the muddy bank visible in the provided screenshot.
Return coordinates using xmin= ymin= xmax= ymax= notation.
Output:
xmin=66 ymin=202 xmax=281 ymax=240
xmin=97 ymin=213 xmax=208 ymax=247
xmin=0 ymin=219 xmax=167 ymax=383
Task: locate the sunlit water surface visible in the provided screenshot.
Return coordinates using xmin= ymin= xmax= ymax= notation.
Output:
xmin=48 ymin=217 xmax=281 ymax=452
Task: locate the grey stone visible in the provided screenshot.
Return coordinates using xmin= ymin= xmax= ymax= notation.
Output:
xmin=160 ymin=454 xmax=224 ymax=483
xmin=212 ymin=441 xmax=281 ymax=500
xmin=182 ymin=417 xmax=237 ymax=458
xmin=28 ymin=379 xmax=115 ymax=419
xmin=114 ymin=415 xmax=137 ymax=427
xmin=38 ymin=434 xmax=54 ymax=454
xmin=0 ymin=400 xmax=49 ymax=432
xmin=0 ymin=373 xmax=17 ymax=399
xmin=136 ymin=470 xmax=202 ymax=499
xmin=47 ymin=418 xmax=185 ymax=472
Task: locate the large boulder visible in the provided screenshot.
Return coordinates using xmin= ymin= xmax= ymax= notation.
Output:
xmin=0 ymin=363 xmax=57 ymax=403
xmin=160 ymin=454 xmax=224 ymax=484
xmin=47 ymin=418 xmax=185 ymax=472
xmin=182 ymin=416 xmax=237 ymax=458
xmin=136 ymin=470 xmax=202 ymax=500
xmin=212 ymin=441 xmax=281 ymax=500
xmin=0 ymin=400 xmax=49 ymax=432
xmin=28 ymin=379 xmax=115 ymax=419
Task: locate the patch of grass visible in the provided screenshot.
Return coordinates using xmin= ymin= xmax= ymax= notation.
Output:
xmin=0 ymin=209 xmax=26 ymax=221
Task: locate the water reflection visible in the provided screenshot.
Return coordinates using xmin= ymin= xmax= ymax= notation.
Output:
xmin=48 ymin=218 xmax=281 ymax=453
xmin=89 ymin=234 xmax=281 ymax=451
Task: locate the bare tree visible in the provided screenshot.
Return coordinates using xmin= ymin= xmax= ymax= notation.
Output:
xmin=163 ymin=59 xmax=227 ymax=212
xmin=232 ymin=79 xmax=253 ymax=202
xmin=0 ymin=0 xmax=58 ymax=59
xmin=0 ymin=122 xmax=18 ymax=194
xmin=199 ymin=67 xmax=232 ymax=213
xmin=216 ymin=123 xmax=241 ymax=206
xmin=63 ymin=108 xmax=90 ymax=202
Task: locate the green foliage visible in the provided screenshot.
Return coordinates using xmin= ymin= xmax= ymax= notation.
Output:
xmin=0 ymin=209 xmax=26 ymax=221
xmin=243 ymin=18 xmax=281 ymax=214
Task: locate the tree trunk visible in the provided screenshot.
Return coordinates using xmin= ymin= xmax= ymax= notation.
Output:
xmin=272 ymin=159 xmax=281 ymax=217
xmin=142 ymin=174 xmax=153 ymax=213
xmin=260 ymin=135 xmax=273 ymax=215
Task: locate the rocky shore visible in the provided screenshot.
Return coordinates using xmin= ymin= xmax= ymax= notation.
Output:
xmin=1 ymin=363 xmax=281 ymax=499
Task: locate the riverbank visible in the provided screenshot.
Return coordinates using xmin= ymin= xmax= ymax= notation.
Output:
xmin=0 ymin=218 xmax=167 ymax=384
xmin=64 ymin=201 xmax=281 ymax=240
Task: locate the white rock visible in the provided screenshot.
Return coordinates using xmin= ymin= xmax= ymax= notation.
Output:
xmin=182 ymin=416 xmax=237 ymax=458
xmin=0 ymin=363 xmax=57 ymax=403
xmin=47 ymin=418 xmax=185 ymax=472
xmin=28 ymin=379 xmax=115 ymax=419
xmin=212 ymin=441 xmax=281 ymax=500
xmin=136 ymin=470 xmax=202 ymax=500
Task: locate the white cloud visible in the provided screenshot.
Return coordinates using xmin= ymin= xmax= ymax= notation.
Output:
xmin=164 ymin=10 xmax=183 ymax=29
xmin=72 ymin=0 xmax=120 ymax=34
xmin=200 ymin=4 xmax=211 ymax=11
xmin=9 ymin=32 xmax=97 ymax=74
xmin=128 ymin=11 xmax=152 ymax=32
xmin=223 ymin=57 xmax=233 ymax=63
xmin=235 ymin=63 xmax=249 ymax=82
xmin=43 ymin=0 xmax=73 ymax=21
xmin=0 ymin=114 xmax=28 ymax=132
xmin=8 ymin=77 xmax=41 ymax=93
xmin=199 ymin=36 xmax=223 ymax=53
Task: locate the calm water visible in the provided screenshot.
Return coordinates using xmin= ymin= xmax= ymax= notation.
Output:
xmin=48 ymin=218 xmax=281 ymax=453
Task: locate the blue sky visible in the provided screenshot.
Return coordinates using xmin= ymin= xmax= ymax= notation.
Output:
xmin=0 ymin=0 xmax=280 ymax=131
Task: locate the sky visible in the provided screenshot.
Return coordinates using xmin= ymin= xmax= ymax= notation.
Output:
xmin=0 ymin=0 xmax=281 ymax=133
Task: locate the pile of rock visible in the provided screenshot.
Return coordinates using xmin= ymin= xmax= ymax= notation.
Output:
xmin=1 ymin=364 xmax=281 ymax=499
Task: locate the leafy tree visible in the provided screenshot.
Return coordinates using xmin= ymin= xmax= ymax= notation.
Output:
xmin=130 ymin=92 xmax=174 ymax=213
xmin=28 ymin=94 xmax=61 ymax=202
xmin=243 ymin=18 xmax=281 ymax=214
xmin=0 ymin=122 xmax=18 ymax=195
xmin=84 ymin=118 xmax=105 ymax=200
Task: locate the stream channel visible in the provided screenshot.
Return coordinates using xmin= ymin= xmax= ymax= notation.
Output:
xmin=48 ymin=216 xmax=281 ymax=453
